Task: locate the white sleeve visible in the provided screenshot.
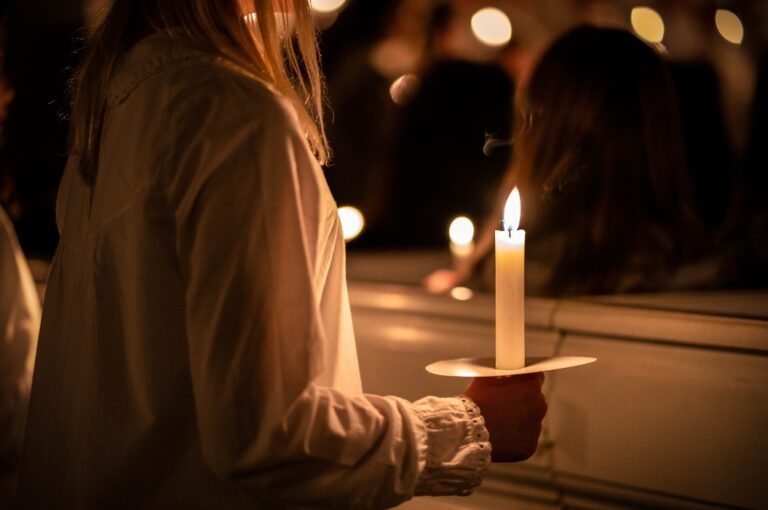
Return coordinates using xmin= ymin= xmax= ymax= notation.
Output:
xmin=163 ymin=79 xmax=490 ymax=509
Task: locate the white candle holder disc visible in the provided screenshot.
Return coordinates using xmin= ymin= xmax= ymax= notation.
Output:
xmin=426 ymin=355 xmax=596 ymax=378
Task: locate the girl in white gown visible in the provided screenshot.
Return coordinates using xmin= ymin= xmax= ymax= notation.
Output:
xmin=16 ymin=2 xmax=546 ymax=508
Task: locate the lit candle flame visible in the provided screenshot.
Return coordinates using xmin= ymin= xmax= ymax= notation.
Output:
xmin=503 ymin=187 xmax=521 ymax=232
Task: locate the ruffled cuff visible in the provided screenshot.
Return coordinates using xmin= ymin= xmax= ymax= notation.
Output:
xmin=412 ymin=395 xmax=491 ymax=497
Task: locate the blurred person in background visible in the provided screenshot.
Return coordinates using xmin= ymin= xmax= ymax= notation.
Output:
xmin=322 ymin=0 xmax=518 ymax=247
xmin=0 ymin=17 xmax=40 ymax=507
xmin=427 ymin=26 xmax=713 ymax=296
xmin=668 ymin=61 xmax=734 ymax=232
xmin=662 ymin=2 xmax=740 ymax=239
xmin=0 ymin=15 xmax=17 ymax=219
xmin=384 ymin=0 xmax=515 ymax=247
xmin=719 ymin=52 xmax=768 ymax=288
xmin=17 ymin=0 xmax=547 ymax=508
xmin=320 ymin=0 xmax=406 ymax=245
xmin=0 ymin=207 xmax=39 ymax=508
xmin=2 ymin=0 xmax=82 ymax=258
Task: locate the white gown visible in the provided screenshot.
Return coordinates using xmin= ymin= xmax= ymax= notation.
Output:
xmin=16 ymin=34 xmax=489 ymax=509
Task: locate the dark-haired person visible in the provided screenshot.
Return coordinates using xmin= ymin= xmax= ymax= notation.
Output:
xmin=16 ymin=1 xmax=546 ymax=508
xmin=427 ymin=25 xmax=710 ymax=296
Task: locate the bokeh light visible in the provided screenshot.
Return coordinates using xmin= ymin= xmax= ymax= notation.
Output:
xmin=309 ymin=0 xmax=348 ymax=14
xmin=715 ymin=10 xmax=744 ymax=45
xmin=450 ymin=286 xmax=475 ymax=301
xmin=389 ymin=74 xmax=420 ymax=105
xmin=470 ymin=7 xmax=513 ymax=48
xmin=631 ymin=6 xmax=665 ymax=44
xmin=449 ymin=216 xmax=475 ymax=245
xmin=338 ymin=206 xmax=365 ymax=241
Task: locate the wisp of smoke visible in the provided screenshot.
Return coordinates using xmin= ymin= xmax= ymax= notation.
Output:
xmin=483 ymin=132 xmax=513 ymax=156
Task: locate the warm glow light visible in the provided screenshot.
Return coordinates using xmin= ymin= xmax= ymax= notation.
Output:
xmin=309 ymin=0 xmax=347 ymax=14
xmin=389 ymin=74 xmax=420 ymax=105
xmin=471 ymin=7 xmax=513 ymax=48
xmin=450 ymin=286 xmax=475 ymax=301
xmin=382 ymin=325 xmax=430 ymax=344
xmin=338 ymin=206 xmax=364 ymax=241
xmin=448 ymin=216 xmax=475 ymax=245
xmin=503 ymin=187 xmax=521 ymax=232
xmin=631 ymin=7 xmax=665 ymax=43
xmin=716 ymin=10 xmax=744 ymax=45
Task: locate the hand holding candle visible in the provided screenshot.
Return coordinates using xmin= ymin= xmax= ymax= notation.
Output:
xmin=495 ymin=188 xmax=525 ymax=369
xmin=464 ymin=372 xmax=547 ymax=461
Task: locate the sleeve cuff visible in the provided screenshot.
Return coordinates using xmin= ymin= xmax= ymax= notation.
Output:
xmin=412 ymin=395 xmax=491 ymax=497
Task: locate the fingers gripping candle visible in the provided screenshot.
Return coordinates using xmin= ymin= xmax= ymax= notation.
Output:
xmin=495 ymin=187 xmax=525 ymax=369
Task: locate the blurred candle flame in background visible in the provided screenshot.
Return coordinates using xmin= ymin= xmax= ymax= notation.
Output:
xmin=631 ymin=6 xmax=665 ymax=43
xmin=450 ymin=286 xmax=475 ymax=301
xmin=449 ymin=216 xmax=475 ymax=262
xmin=470 ymin=7 xmax=513 ymax=48
xmin=448 ymin=216 xmax=475 ymax=246
xmin=338 ymin=206 xmax=365 ymax=241
xmin=716 ymin=10 xmax=744 ymax=45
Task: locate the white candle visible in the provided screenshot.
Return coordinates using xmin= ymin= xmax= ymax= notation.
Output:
xmin=495 ymin=188 xmax=525 ymax=369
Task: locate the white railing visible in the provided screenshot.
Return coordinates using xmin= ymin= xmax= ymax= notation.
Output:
xmin=349 ymin=281 xmax=768 ymax=510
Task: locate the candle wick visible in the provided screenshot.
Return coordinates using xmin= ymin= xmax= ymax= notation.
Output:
xmin=507 ymin=227 xmax=512 ymax=238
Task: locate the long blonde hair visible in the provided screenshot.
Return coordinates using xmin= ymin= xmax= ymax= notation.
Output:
xmin=71 ymin=0 xmax=329 ymax=184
